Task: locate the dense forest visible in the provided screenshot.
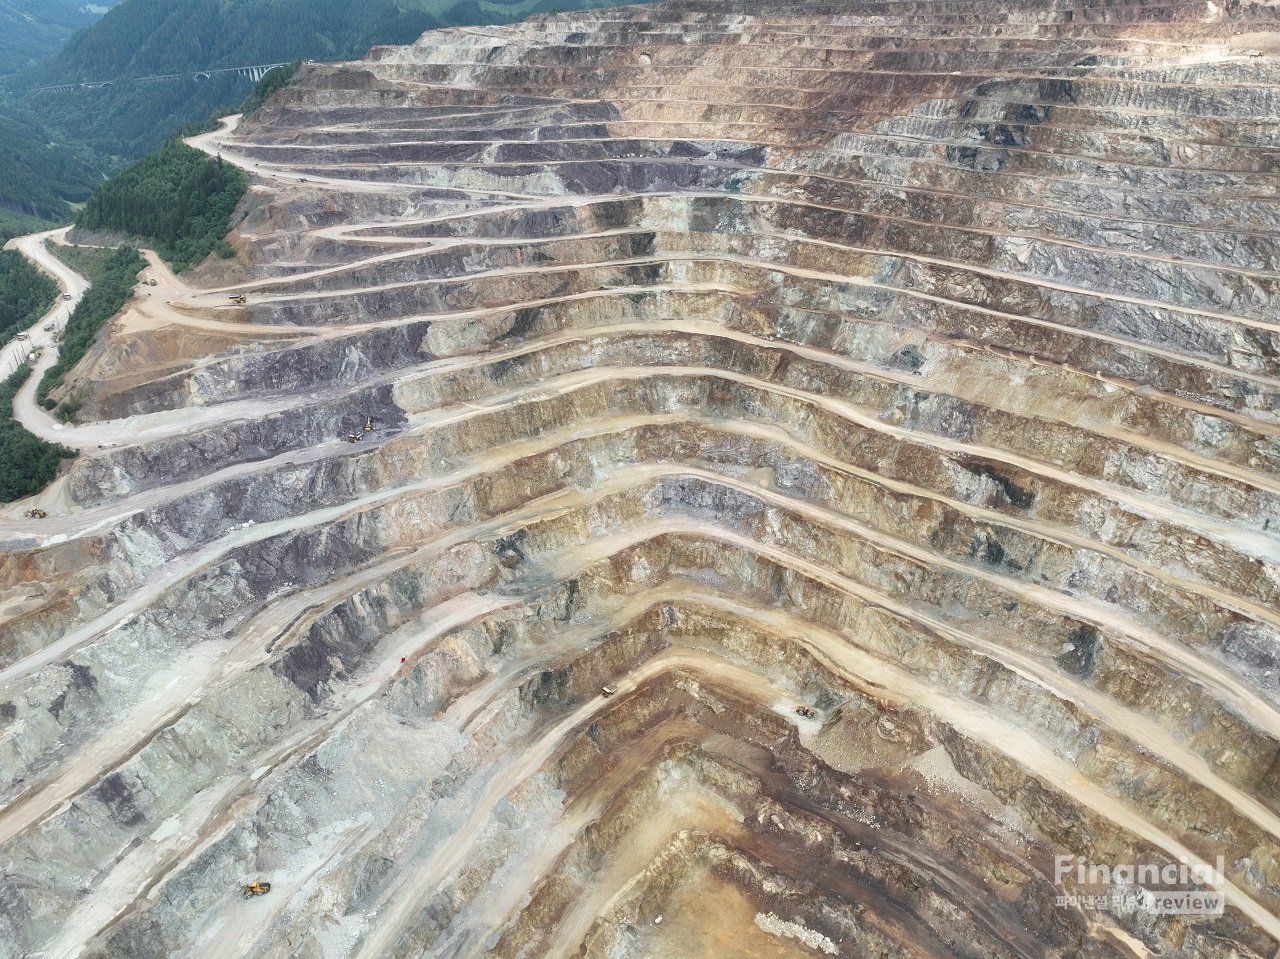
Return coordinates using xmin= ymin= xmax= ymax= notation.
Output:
xmin=38 ymin=245 xmax=144 ymax=414
xmin=0 ymin=366 xmax=77 ymax=502
xmin=0 ymin=107 xmax=103 ymax=224
xmin=0 ymin=249 xmax=58 ymax=349
xmin=77 ymin=140 xmax=248 ymax=272
xmin=0 ymin=0 xmax=121 ymax=77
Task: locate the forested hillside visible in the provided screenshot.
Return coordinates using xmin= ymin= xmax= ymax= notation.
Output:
xmin=78 ymin=140 xmax=247 ymax=272
xmin=23 ymin=0 xmax=623 ymax=87
xmin=0 ymin=108 xmax=102 ymax=224
xmin=0 ymin=0 xmax=122 ymax=77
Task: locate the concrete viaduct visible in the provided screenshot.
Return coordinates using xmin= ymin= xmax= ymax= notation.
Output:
xmin=34 ymin=62 xmax=288 ymax=94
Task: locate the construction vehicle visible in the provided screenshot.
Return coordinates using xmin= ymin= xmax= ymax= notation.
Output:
xmin=601 ymin=684 xmax=618 ymax=697
xmin=23 ymin=508 xmax=47 ymax=519
xmin=795 ymin=705 xmax=817 ymax=719
xmin=148 ymin=279 xmax=158 ymax=286
xmin=62 ymin=293 xmax=71 ymax=300
xmin=42 ymin=323 xmax=54 ymax=331
xmin=229 ymin=294 xmax=247 ymax=304
xmin=240 ymin=881 xmax=271 ymax=899
xmin=347 ymin=433 xmax=360 ymax=443
xmin=364 ymin=416 xmax=373 ymax=432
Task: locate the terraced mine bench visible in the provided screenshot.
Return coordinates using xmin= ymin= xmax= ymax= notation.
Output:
xmin=3 ymin=1 xmax=1280 ymax=957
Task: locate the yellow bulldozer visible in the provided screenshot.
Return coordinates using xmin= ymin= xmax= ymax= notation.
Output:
xmin=241 ymin=881 xmax=271 ymax=899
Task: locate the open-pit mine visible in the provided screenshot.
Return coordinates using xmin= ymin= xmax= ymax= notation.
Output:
xmin=4 ymin=0 xmax=1280 ymax=956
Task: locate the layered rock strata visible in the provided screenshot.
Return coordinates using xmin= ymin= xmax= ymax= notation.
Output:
xmin=3 ymin=1 xmax=1280 ymax=957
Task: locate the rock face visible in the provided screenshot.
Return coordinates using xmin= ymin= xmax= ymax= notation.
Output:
xmin=4 ymin=1 xmax=1280 ymax=957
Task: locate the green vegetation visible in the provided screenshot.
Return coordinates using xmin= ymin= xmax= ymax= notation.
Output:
xmin=0 ymin=250 xmax=58 ymax=350
xmin=0 ymin=366 xmax=77 ymax=502
xmin=0 ymin=0 xmax=648 ymax=236
xmin=7 ymin=0 xmax=644 ymax=160
xmin=0 ymin=0 xmax=121 ymax=77
xmin=38 ymin=245 xmax=143 ymax=410
xmin=43 ymin=241 xmax=120 ymax=284
xmin=0 ymin=107 xmax=102 ymax=223
xmin=180 ymin=116 xmax=231 ymax=139
xmin=0 ymin=208 xmax=54 ymax=244
xmin=77 ymin=140 xmax=247 ymax=272
xmin=240 ymin=60 xmax=302 ymax=118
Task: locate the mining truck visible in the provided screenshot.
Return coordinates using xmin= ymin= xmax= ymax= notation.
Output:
xmin=601 ymin=684 xmax=618 ymax=697
xmin=229 ymin=294 xmax=247 ymax=304
xmin=23 ymin=508 xmax=47 ymax=519
xmin=241 ymin=881 xmax=271 ymax=899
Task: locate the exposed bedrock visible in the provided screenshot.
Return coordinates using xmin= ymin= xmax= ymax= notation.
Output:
xmin=4 ymin=0 xmax=1280 ymax=956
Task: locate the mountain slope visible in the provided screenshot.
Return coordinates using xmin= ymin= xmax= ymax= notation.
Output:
xmin=0 ymin=0 xmax=122 ymax=76
xmin=23 ymin=0 xmax=629 ymax=84
xmin=0 ymin=107 xmax=102 ymax=225
xmin=0 ymin=0 xmax=643 ymax=226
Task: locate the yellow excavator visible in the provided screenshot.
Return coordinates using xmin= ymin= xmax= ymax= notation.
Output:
xmin=241 ymin=881 xmax=271 ymax=899
xmin=364 ymin=416 xmax=373 ymax=432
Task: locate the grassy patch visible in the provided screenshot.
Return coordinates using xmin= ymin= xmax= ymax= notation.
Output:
xmin=0 ymin=366 xmax=76 ymax=503
xmin=43 ymin=240 xmax=120 ymax=284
